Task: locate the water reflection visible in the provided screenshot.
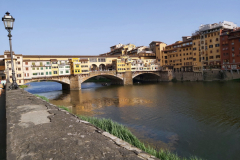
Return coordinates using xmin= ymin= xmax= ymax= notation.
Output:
xmin=50 ymin=90 xmax=153 ymax=116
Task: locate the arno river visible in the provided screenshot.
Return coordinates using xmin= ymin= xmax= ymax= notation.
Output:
xmin=25 ymin=81 xmax=240 ymax=160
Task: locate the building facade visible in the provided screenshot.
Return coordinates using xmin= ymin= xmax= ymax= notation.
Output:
xmin=220 ymin=28 xmax=240 ymax=70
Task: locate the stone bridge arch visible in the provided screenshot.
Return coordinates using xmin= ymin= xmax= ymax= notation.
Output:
xmin=23 ymin=76 xmax=71 ymax=90
xmin=132 ymin=71 xmax=161 ymax=82
xmin=80 ymin=71 xmax=123 ymax=84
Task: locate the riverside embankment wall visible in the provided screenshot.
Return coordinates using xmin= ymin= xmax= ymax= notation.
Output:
xmin=5 ymin=86 xmax=158 ymax=160
xmin=173 ymin=70 xmax=240 ymax=81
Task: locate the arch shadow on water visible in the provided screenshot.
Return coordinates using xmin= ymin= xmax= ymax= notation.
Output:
xmin=133 ymin=73 xmax=161 ymax=83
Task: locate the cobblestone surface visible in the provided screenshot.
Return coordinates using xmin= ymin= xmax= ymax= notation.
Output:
xmin=6 ymin=88 xmax=159 ymax=160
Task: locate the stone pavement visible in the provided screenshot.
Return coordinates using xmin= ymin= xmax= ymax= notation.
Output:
xmin=6 ymin=88 xmax=159 ymax=160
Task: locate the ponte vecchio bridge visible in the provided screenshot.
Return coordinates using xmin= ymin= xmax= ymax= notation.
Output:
xmin=23 ymin=70 xmax=165 ymax=90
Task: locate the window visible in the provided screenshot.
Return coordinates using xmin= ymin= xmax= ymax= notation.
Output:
xmin=37 ymin=67 xmax=39 ymax=70
xmin=32 ymin=62 xmax=35 ymax=65
xmin=32 ymin=67 xmax=35 ymax=70
xmin=18 ymin=62 xmax=20 ymax=64
xmin=49 ymin=72 xmax=52 ymax=75
xmin=19 ymin=80 xmax=21 ymax=83
xmin=89 ymin=58 xmax=97 ymax=62
xmin=26 ymin=67 xmax=28 ymax=70
xmin=216 ymin=55 xmax=220 ymax=58
xmin=215 ymin=44 xmax=220 ymax=47
xmin=209 ymin=45 xmax=213 ymax=48
xmin=98 ymin=58 xmax=106 ymax=62
xmin=46 ymin=67 xmax=48 ymax=69
xmin=40 ymin=62 xmax=43 ymax=66
xmin=46 ymin=62 xmax=50 ymax=64
xmin=76 ymin=65 xmax=79 ymax=68
xmin=210 ymin=39 xmax=212 ymax=42
xmin=41 ymin=72 xmax=44 ymax=75
xmin=53 ymin=71 xmax=57 ymax=74
xmin=66 ymin=70 xmax=69 ymax=73
xmin=33 ymin=73 xmax=37 ymax=75
xmin=49 ymin=67 xmax=51 ymax=69
xmin=41 ymin=67 xmax=43 ymax=70
xmin=17 ymin=57 xmax=20 ymax=59
xmin=60 ymin=71 xmax=63 ymax=74
xmin=17 ymin=74 xmax=21 ymax=77
xmin=65 ymin=66 xmax=70 ymax=68
xmin=18 ymin=68 xmax=21 ymax=71
xmin=25 ymin=62 xmax=28 ymax=65
xmin=46 ymin=72 xmax=48 ymax=75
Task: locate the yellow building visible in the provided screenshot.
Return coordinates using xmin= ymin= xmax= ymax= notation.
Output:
xmin=192 ymin=30 xmax=221 ymax=72
xmin=191 ymin=21 xmax=237 ymax=72
xmin=149 ymin=41 xmax=167 ymax=67
xmin=69 ymin=58 xmax=81 ymax=75
xmin=112 ymin=56 xmax=132 ymax=72
xmin=51 ymin=59 xmax=59 ymax=76
xmin=161 ymin=37 xmax=193 ymax=72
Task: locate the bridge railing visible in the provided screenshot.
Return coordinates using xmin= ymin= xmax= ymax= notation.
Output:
xmin=89 ymin=70 xmax=117 ymax=77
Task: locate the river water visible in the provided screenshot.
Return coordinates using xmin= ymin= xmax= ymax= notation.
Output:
xmin=25 ymin=81 xmax=240 ymax=160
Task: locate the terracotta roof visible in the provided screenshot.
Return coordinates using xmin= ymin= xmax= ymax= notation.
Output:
xmin=22 ymin=55 xmax=120 ymax=58
xmin=149 ymin=41 xmax=163 ymax=44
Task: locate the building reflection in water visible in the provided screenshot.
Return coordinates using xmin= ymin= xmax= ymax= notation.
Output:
xmin=50 ymin=89 xmax=153 ymax=116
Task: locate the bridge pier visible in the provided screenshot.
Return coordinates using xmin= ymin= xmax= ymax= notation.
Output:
xmin=70 ymin=75 xmax=81 ymax=90
xmin=123 ymin=71 xmax=133 ymax=85
xmin=62 ymin=83 xmax=70 ymax=90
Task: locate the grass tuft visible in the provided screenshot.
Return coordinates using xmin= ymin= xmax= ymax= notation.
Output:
xmin=57 ymin=105 xmax=71 ymax=112
xmin=19 ymin=85 xmax=28 ymax=88
xmin=34 ymin=94 xmax=49 ymax=102
xmin=78 ymin=115 xmax=204 ymax=160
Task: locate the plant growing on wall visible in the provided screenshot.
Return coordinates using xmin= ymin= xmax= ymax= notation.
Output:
xmin=217 ymin=71 xmax=227 ymax=80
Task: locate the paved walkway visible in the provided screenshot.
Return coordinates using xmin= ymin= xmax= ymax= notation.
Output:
xmin=6 ymin=88 xmax=158 ymax=160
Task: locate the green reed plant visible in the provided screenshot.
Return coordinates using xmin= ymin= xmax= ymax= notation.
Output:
xmin=19 ymin=85 xmax=28 ymax=88
xmin=57 ymin=105 xmax=71 ymax=112
xmin=34 ymin=94 xmax=49 ymax=102
xmin=78 ymin=115 xmax=204 ymax=160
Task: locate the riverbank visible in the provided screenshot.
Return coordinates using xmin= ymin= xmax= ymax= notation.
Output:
xmin=36 ymin=94 xmax=202 ymax=160
xmin=6 ymin=87 xmax=159 ymax=160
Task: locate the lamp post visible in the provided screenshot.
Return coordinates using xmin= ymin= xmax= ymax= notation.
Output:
xmin=2 ymin=12 xmax=18 ymax=89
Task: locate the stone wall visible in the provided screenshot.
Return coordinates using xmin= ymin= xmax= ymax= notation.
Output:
xmin=172 ymin=70 xmax=240 ymax=81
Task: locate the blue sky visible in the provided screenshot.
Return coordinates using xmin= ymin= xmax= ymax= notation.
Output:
xmin=0 ymin=0 xmax=239 ymax=55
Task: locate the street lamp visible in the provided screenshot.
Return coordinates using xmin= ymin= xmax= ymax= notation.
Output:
xmin=2 ymin=12 xmax=18 ymax=89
